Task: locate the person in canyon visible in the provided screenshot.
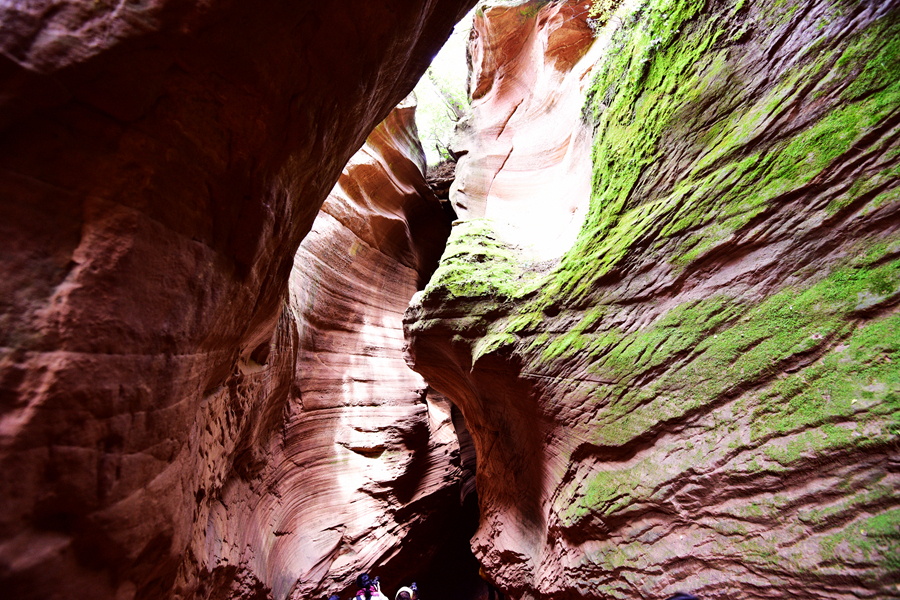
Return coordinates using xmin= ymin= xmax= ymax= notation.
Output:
xmin=666 ymin=594 xmax=699 ymax=600
xmin=394 ymin=582 xmax=418 ymax=600
xmin=355 ymin=573 xmax=388 ymax=600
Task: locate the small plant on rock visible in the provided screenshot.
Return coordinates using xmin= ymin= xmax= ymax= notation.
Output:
xmin=587 ymin=0 xmax=625 ymax=31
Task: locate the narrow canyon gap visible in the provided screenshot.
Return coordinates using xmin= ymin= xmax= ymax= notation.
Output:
xmin=1 ymin=0 xmax=899 ymax=600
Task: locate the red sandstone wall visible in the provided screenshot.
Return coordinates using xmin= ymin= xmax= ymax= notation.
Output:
xmin=181 ymin=100 xmax=469 ymax=600
xmin=406 ymin=0 xmax=900 ymax=598
xmin=0 ymin=2 xmax=475 ymax=599
xmin=451 ymin=0 xmax=598 ymax=261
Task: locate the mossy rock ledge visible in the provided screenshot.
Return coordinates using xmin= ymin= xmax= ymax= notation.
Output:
xmin=404 ymin=0 xmax=900 ymax=597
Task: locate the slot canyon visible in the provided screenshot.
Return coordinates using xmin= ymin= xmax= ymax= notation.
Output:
xmin=1 ymin=1 xmax=898 ymax=599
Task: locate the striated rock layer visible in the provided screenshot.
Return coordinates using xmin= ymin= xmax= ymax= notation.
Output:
xmin=450 ymin=0 xmax=599 ymax=261
xmin=0 ymin=2 xmax=476 ymax=599
xmin=406 ymin=0 xmax=900 ymax=598
xmin=185 ymin=100 xmax=474 ymax=600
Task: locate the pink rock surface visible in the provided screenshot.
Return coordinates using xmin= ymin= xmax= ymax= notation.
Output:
xmin=451 ymin=0 xmax=599 ymax=261
xmin=0 ymin=2 xmax=475 ymax=599
xmin=183 ymin=101 xmax=470 ymax=600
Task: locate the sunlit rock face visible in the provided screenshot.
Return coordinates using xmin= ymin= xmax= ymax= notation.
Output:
xmin=407 ymin=0 xmax=900 ymax=598
xmin=450 ymin=0 xmax=598 ymax=261
xmin=0 ymin=1 xmax=476 ymax=599
xmin=187 ymin=101 xmax=470 ymax=600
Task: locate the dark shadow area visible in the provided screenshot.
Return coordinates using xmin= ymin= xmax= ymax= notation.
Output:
xmin=408 ymin=401 xmax=482 ymax=600
xmin=425 ymin=159 xmax=459 ymax=222
xmin=409 ymin=491 xmax=485 ymax=600
xmin=353 ymin=398 xmax=484 ymax=600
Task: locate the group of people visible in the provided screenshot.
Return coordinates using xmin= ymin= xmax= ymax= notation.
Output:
xmin=327 ymin=572 xmax=698 ymax=600
xmin=328 ymin=573 xmax=418 ymax=600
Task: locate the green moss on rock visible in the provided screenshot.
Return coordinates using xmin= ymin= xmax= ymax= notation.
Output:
xmin=424 ymin=218 xmax=533 ymax=300
xmin=407 ymin=0 xmax=900 ymax=594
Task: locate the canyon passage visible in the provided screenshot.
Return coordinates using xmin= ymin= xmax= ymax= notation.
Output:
xmin=1 ymin=1 xmax=899 ymax=600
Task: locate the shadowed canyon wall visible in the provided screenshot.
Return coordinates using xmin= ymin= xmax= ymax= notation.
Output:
xmin=406 ymin=0 xmax=900 ymax=598
xmin=0 ymin=2 xmax=477 ymax=599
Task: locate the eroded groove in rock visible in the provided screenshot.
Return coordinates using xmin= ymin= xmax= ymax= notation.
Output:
xmin=0 ymin=2 xmax=477 ymax=599
xmin=450 ymin=0 xmax=600 ymax=261
xmin=405 ymin=0 xmax=900 ymax=598
xmin=185 ymin=101 xmax=473 ymax=600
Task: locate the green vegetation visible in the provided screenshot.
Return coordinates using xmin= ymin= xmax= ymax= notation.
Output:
xmin=517 ymin=1 xmax=549 ymax=21
xmin=424 ymin=219 xmax=527 ymax=300
xmin=413 ymin=8 xmax=473 ymax=165
xmin=552 ymin=0 xmax=900 ymax=304
xmin=419 ymin=0 xmax=900 ymax=362
xmin=798 ymin=483 xmax=895 ymax=526
xmin=557 ymin=250 xmax=899 ymax=523
xmin=419 ymin=0 xmax=900 ymax=395
xmin=558 ymin=287 xmax=899 ymax=537
xmin=587 ymin=0 xmax=626 ymax=28
xmin=819 ymin=509 xmax=900 ymax=571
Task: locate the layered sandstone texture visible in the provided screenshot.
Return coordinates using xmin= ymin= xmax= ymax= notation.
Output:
xmin=450 ymin=0 xmax=600 ymax=261
xmin=187 ymin=101 xmax=473 ymax=600
xmin=406 ymin=0 xmax=900 ymax=598
xmin=0 ymin=2 xmax=476 ymax=599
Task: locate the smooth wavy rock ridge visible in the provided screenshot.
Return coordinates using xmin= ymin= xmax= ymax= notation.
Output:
xmin=188 ymin=99 xmax=470 ymax=600
xmin=451 ymin=0 xmax=599 ymax=261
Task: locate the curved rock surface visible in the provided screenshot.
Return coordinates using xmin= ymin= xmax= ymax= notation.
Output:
xmin=406 ymin=0 xmax=900 ymax=598
xmin=450 ymin=0 xmax=599 ymax=261
xmin=183 ymin=100 xmax=473 ymax=600
xmin=0 ymin=2 xmax=476 ymax=599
